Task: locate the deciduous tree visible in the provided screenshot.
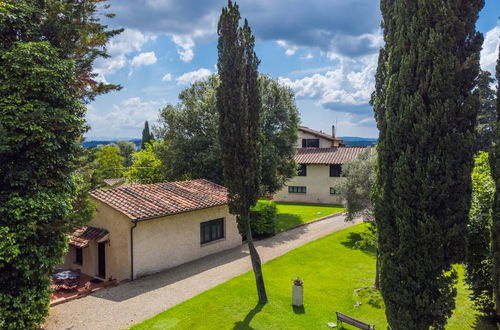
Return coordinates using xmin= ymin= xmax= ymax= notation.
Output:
xmin=124 ymin=142 xmax=165 ymax=184
xmin=465 ymin=152 xmax=495 ymax=316
xmin=155 ymin=74 xmax=299 ymax=192
xmin=372 ymin=0 xmax=484 ymax=328
xmin=116 ymin=140 xmax=136 ymax=167
xmin=333 ymin=148 xmax=379 ymax=287
xmin=217 ymin=0 xmax=267 ymax=303
xmin=94 ymin=144 xmax=123 ymax=180
xmin=0 ymin=42 xmax=87 ymax=328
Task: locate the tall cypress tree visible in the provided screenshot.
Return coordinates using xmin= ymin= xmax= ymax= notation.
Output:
xmin=490 ymin=43 xmax=500 ymax=321
xmin=141 ymin=120 xmax=154 ymax=149
xmin=216 ymin=0 xmax=267 ymax=303
xmin=372 ymin=1 xmax=484 ymax=328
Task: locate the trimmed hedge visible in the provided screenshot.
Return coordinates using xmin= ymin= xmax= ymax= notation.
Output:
xmin=250 ymin=200 xmax=277 ymax=237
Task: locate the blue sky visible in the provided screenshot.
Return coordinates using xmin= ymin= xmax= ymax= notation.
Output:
xmin=86 ymin=0 xmax=500 ymax=139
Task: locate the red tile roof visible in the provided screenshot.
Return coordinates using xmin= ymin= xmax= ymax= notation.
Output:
xmin=295 ymin=147 xmax=368 ymax=165
xmin=69 ymin=226 xmax=109 ymax=248
xmin=298 ymin=126 xmax=342 ymax=142
xmin=89 ymin=179 xmax=228 ymax=221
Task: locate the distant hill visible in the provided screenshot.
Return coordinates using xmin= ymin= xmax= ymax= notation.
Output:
xmin=82 ymin=139 xmax=142 ymax=149
xmin=339 ymin=136 xmax=378 ymax=147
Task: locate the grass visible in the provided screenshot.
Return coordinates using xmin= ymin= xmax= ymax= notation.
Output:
xmin=273 ymin=201 xmax=344 ymax=231
xmin=132 ymin=224 xmax=495 ymax=329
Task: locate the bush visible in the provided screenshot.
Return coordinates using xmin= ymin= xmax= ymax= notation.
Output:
xmin=250 ymin=200 xmax=277 ymax=237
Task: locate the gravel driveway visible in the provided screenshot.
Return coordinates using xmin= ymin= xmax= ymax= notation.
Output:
xmin=44 ymin=214 xmax=359 ymax=330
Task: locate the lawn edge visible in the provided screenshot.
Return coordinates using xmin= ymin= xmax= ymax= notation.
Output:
xmin=277 ymin=212 xmax=344 ymax=233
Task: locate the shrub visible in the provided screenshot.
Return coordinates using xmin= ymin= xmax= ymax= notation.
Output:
xmin=250 ymin=200 xmax=277 ymax=237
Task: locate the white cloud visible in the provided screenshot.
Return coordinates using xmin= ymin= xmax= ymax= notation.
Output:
xmin=279 ymin=54 xmax=377 ymax=113
xmin=161 ymin=73 xmax=173 ymax=81
xmin=130 ymin=51 xmax=158 ymax=67
xmin=86 ymin=97 xmax=165 ymax=138
xmin=481 ymin=25 xmax=500 ymax=74
xmin=301 ymin=53 xmax=314 ymax=60
xmin=176 ymin=68 xmax=212 ymax=85
xmin=277 ymin=40 xmax=299 ymax=56
xmin=93 ymin=29 xmax=156 ymax=82
xmin=172 ymin=35 xmax=195 ymax=62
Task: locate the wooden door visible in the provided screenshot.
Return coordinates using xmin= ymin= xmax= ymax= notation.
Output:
xmin=98 ymin=242 xmax=106 ymax=278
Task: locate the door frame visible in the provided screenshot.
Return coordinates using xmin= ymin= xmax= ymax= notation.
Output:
xmin=97 ymin=242 xmax=106 ymax=279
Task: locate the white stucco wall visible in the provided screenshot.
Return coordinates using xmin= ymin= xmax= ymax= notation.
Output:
xmin=133 ymin=205 xmax=241 ymax=279
xmin=273 ymin=164 xmax=343 ymax=204
xmin=297 ymin=131 xmax=334 ymax=148
xmin=61 ymin=198 xmax=132 ymax=281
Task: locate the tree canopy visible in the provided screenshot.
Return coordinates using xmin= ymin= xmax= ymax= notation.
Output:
xmin=465 ymin=152 xmax=495 ymax=316
xmin=155 ymin=74 xmax=299 ymax=193
xmin=0 ymin=1 xmax=121 ymax=326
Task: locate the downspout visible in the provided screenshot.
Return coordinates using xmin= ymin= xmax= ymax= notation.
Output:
xmin=130 ymin=220 xmax=138 ymax=281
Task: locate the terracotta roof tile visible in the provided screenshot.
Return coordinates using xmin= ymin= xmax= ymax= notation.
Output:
xmin=89 ymin=179 xmax=228 ymax=221
xmin=295 ymin=147 xmax=368 ymax=165
xmin=298 ymin=126 xmax=342 ymax=142
xmin=69 ymin=226 xmax=109 ymax=248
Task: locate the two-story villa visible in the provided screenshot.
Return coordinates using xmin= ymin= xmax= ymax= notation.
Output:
xmin=273 ymin=125 xmax=367 ymax=204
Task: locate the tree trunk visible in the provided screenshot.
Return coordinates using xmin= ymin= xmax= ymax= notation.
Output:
xmin=374 ymin=249 xmax=380 ymax=289
xmin=245 ymin=214 xmax=268 ymax=304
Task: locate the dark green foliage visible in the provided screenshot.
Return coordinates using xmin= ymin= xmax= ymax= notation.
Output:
xmin=465 ymin=152 xmax=495 ymax=316
xmin=217 ymin=0 xmax=267 ymax=303
xmin=474 ymin=71 xmax=497 ymax=153
xmin=333 ymin=148 xmax=376 ymax=222
xmin=141 ymin=121 xmax=154 ymax=149
xmin=372 ymin=0 xmax=484 ymax=328
xmin=250 ymin=200 xmax=277 ymax=237
xmin=155 ymin=74 xmax=298 ymax=192
xmin=0 ymin=42 xmax=87 ymax=328
xmin=490 ymin=41 xmax=500 ymax=321
xmin=0 ymin=0 xmax=122 ymax=102
xmin=116 ymin=140 xmax=137 ymax=167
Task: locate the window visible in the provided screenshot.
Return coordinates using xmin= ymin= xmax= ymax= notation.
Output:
xmin=75 ymin=247 xmax=83 ymax=265
xmin=330 ymin=164 xmax=342 ymax=177
xmin=330 ymin=187 xmax=340 ymax=195
xmin=200 ymin=218 xmax=225 ymax=244
xmin=288 ymin=186 xmax=307 ymax=194
xmin=297 ymin=164 xmax=307 ymax=176
xmin=302 ymin=139 xmax=319 ymax=148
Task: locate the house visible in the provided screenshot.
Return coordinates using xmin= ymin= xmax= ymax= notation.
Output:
xmin=61 ymin=179 xmax=241 ymax=281
xmin=273 ymin=125 xmax=368 ymax=204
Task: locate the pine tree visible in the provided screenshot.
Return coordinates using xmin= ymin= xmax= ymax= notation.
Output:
xmin=216 ymin=0 xmax=267 ymax=303
xmin=372 ymin=1 xmax=484 ymax=328
xmin=141 ymin=121 xmax=154 ymax=149
xmin=490 ymin=42 xmax=500 ymax=321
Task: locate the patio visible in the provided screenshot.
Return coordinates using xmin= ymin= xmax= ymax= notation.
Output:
xmin=50 ymin=269 xmax=112 ymax=306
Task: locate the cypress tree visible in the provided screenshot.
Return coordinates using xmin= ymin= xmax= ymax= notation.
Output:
xmin=490 ymin=43 xmax=500 ymax=321
xmin=216 ymin=0 xmax=267 ymax=303
xmin=372 ymin=1 xmax=484 ymax=328
xmin=141 ymin=120 xmax=154 ymax=149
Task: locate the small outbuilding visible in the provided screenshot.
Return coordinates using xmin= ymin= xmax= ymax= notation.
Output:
xmin=61 ymin=179 xmax=241 ymax=281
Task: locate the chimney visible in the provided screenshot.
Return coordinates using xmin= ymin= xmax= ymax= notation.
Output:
xmin=332 ymin=125 xmax=336 ymax=139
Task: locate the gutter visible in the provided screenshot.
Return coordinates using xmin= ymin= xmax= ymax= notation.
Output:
xmin=130 ymin=220 xmax=138 ymax=280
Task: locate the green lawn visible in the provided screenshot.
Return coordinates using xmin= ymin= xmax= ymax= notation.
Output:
xmin=274 ymin=201 xmax=344 ymax=231
xmin=132 ymin=224 xmax=494 ymax=329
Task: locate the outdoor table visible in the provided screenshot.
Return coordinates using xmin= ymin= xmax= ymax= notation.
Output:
xmin=53 ymin=270 xmax=80 ymax=281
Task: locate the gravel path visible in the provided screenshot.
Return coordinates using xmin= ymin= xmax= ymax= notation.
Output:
xmin=44 ymin=214 xmax=359 ymax=330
